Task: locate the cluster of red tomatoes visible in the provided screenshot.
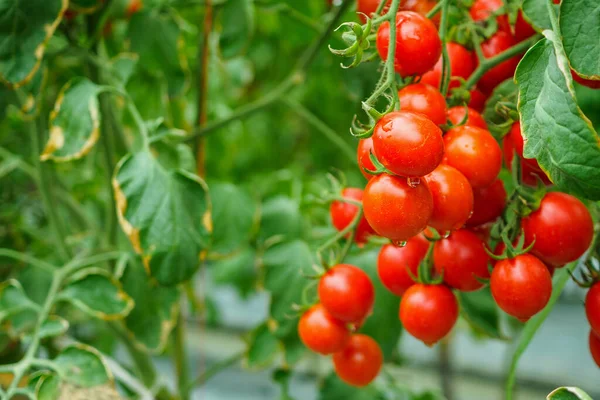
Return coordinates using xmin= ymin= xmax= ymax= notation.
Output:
xmin=299 ymin=0 xmax=600 ymax=387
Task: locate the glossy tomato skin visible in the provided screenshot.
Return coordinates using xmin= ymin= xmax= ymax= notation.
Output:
xmin=515 ymin=11 xmax=537 ymax=42
xmin=298 ymin=304 xmax=349 ymax=354
xmin=571 ymin=70 xmax=600 ymax=89
xmin=469 ymin=88 xmax=488 ymax=112
xmin=447 ymin=106 xmax=488 ymax=129
xmin=333 ymin=334 xmax=383 ymax=387
xmin=357 ymin=0 xmax=390 ymax=22
xmin=398 ymin=83 xmax=447 ymax=125
xmin=377 ymin=234 xmax=429 ymax=296
xmin=523 ymin=192 xmax=594 ymax=266
xmin=424 ymin=165 xmax=474 ymax=232
xmin=376 ymin=11 xmax=442 ymax=77
xmin=491 ymin=254 xmax=552 ymax=322
xmin=470 ymin=0 xmax=510 ymax=33
xmin=363 ymin=174 xmax=433 ymax=242
xmin=433 ymin=229 xmax=490 ymax=291
xmin=589 ymin=330 xmax=600 ymax=368
xmin=466 ymin=178 xmax=506 ymax=227
xmin=443 ymin=125 xmax=502 ymax=189
xmin=502 ymin=135 xmax=552 ymax=186
xmin=509 ymin=121 xmax=541 ymax=171
xmin=478 ymin=31 xmax=520 ymax=94
xmin=372 ymin=111 xmax=444 ymax=177
xmin=357 ymin=138 xmax=376 ymax=180
xmin=402 ymin=0 xmax=440 ymax=25
xmin=420 ymin=43 xmax=476 ymax=90
xmin=586 ymin=283 xmax=600 ymax=337
xmin=399 ymin=284 xmax=459 ymax=346
xmin=319 ymin=264 xmax=375 ymax=323
xmin=330 ymin=188 xmax=376 ymax=245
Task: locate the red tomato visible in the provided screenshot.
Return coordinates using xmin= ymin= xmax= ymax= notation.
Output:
xmin=330 ymin=188 xmax=376 ymax=245
xmin=424 ymin=165 xmax=474 ymax=232
xmin=466 ymin=178 xmax=506 ymax=227
xmin=509 ymin=121 xmax=541 ymax=171
xmin=491 ymin=254 xmax=552 ymax=322
xmin=357 ymin=0 xmax=391 ymax=22
xmin=515 ymin=11 xmax=537 ymax=42
xmin=443 ymin=126 xmax=502 ymax=189
xmin=376 ymin=11 xmax=442 ymax=77
xmin=363 ymin=174 xmax=433 ymax=242
xmin=402 ymin=0 xmax=440 ymax=25
xmin=478 ymin=31 xmax=520 ymax=94
xmin=357 ymin=138 xmax=376 ymax=180
xmin=589 ymin=330 xmax=600 ymax=368
xmin=469 ymin=88 xmax=488 ymax=112
xmin=571 ymin=70 xmax=600 ymax=89
xmin=127 ymin=0 xmax=143 ymax=17
xmin=298 ymin=304 xmax=349 ymax=354
xmin=399 ymin=284 xmax=459 ymax=346
xmin=372 ymin=111 xmax=444 ymax=177
xmin=523 ymin=192 xmax=593 ymax=266
xmin=586 ymin=283 xmax=600 ymax=337
xmin=333 ymin=334 xmax=383 ymax=387
xmin=502 ymin=135 xmax=552 ymax=186
xmin=433 ymin=229 xmax=490 ymax=291
xmin=398 ymin=83 xmax=447 ymax=125
xmin=470 ymin=0 xmax=510 ymax=33
xmin=420 ymin=43 xmax=476 ymax=90
xmin=447 ymin=106 xmax=488 ymax=129
xmin=377 ymin=234 xmax=429 ymax=296
xmin=319 ymin=264 xmax=375 ymax=323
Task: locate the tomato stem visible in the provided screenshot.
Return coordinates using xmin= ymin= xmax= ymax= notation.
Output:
xmin=438 ymin=0 xmax=451 ymax=97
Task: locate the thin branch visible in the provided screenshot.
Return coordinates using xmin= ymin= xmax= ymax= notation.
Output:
xmin=173 ymin=314 xmax=191 ymax=400
xmin=195 ymin=0 xmax=213 ymax=178
xmin=186 ymin=351 xmax=244 ymax=390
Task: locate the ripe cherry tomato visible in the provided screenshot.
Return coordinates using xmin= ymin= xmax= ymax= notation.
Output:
xmin=330 ymin=188 xmax=376 ymax=245
xmin=502 ymin=134 xmax=552 ymax=186
xmin=377 ymin=234 xmax=429 ymax=296
xmin=333 ymin=334 xmax=383 ymax=387
xmin=424 ymin=165 xmax=474 ymax=232
xmin=372 ymin=111 xmax=444 ymax=177
xmin=509 ymin=121 xmax=541 ymax=171
xmin=586 ymin=282 xmax=600 ymax=337
xmin=469 ymin=88 xmax=488 ymax=112
xmin=357 ymin=0 xmax=390 ymax=22
xmin=478 ymin=31 xmax=520 ymax=94
xmin=357 ymin=138 xmax=376 ymax=180
xmin=443 ymin=125 xmax=502 ymax=189
xmin=433 ymin=229 xmax=490 ymax=291
xmin=398 ymin=83 xmax=447 ymax=125
xmin=376 ymin=11 xmax=442 ymax=77
xmin=589 ymin=330 xmax=600 ymax=368
xmin=447 ymin=106 xmax=488 ymax=129
xmin=523 ymin=192 xmax=593 ymax=266
xmin=466 ymin=178 xmax=506 ymax=227
xmin=399 ymin=284 xmax=458 ymax=346
xmin=491 ymin=254 xmax=552 ymax=322
xmin=470 ymin=0 xmax=510 ymax=33
xmin=571 ymin=70 xmax=600 ymax=89
xmin=420 ymin=43 xmax=476 ymax=90
xmin=515 ymin=11 xmax=536 ymax=42
xmin=401 ymin=0 xmax=440 ymax=25
xmin=298 ymin=304 xmax=349 ymax=354
xmin=363 ymin=174 xmax=433 ymax=242
xmin=319 ymin=264 xmax=375 ymax=323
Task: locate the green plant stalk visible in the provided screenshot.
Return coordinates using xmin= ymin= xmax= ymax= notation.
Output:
xmin=0 ymin=249 xmax=56 ymax=272
xmin=182 ymin=0 xmax=354 ymax=142
xmin=438 ymin=0 xmax=451 ymax=96
xmin=317 ymin=200 xmax=364 ymax=257
xmin=545 ymin=0 xmax=560 ymax=33
xmin=173 ymin=313 xmax=191 ymax=400
xmin=464 ymin=35 xmax=541 ymax=90
xmin=186 ymin=351 xmax=244 ymax=390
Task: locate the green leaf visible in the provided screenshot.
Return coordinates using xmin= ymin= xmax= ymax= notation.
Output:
xmin=458 ymin=288 xmax=505 ymax=339
xmin=0 ymin=280 xmax=38 ymax=323
xmin=58 ymin=269 xmax=134 ymax=320
xmin=318 ymin=373 xmax=386 ymax=400
xmin=262 ymin=240 xmax=313 ymax=338
xmin=218 ymin=0 xmax=255 ymax=58
xmin=120 ymin=259 xmax=180 ymax=353
xmin=211 ymin=247 xmax=258 ymax=297
xmin=41 ymin=78 xmax=102 ymax=162
xmin=505 ymin=262 xmax=577 ymax=399
xmin=0 ymin=0 xmax=67 ymax=87
xmin=547 ymin=387 xmax=593 ymax=400
xmin=482 ymin=79 xmax=518 ymax=138
xmin=152 ymin=141 xmax=195 ymax=172
xmin=258 ymin=196 xmax=303 ymax=242
xmin=3 ymin=309 xmax=38 ymax=338
xmin=273 ymin=368 xmax=296 ymax=400
xmin=346 ymin=249 xmax=402 ymax=360
xmin=245 ymin=322 xmax=280 ymax=368
xmin=128 ymin=11 xmax=190 ymax=96
xmin=18 ymin=65 xmax=47 ymax=118
xmin=522 ymin=0 xmax=554 ymax=31
xmin=28 ymin=371 xmax=60 ymax=400
xmin=39 ymin=315 xmax=69 ymax=339
xmin=560 ymin=0 xmax=600 ymax=79
xmin=113 ymin=150 xmax=212 ymax=285
xmin=210 ymin=182 xmax=258 ymax=255
xmin=54 ymin=343 xmax=112 ymax=387
xmin=109 ymin=53 xmax=139 ymax=86
xmin=515 ymin=34 xmax=600 ymax=200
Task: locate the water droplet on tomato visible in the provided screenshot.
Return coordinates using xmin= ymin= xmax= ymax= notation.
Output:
xmin=382 ymin=120 xmax=393 ymax=132
xmin=442 ymin=231 xmax=451 ymax=239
